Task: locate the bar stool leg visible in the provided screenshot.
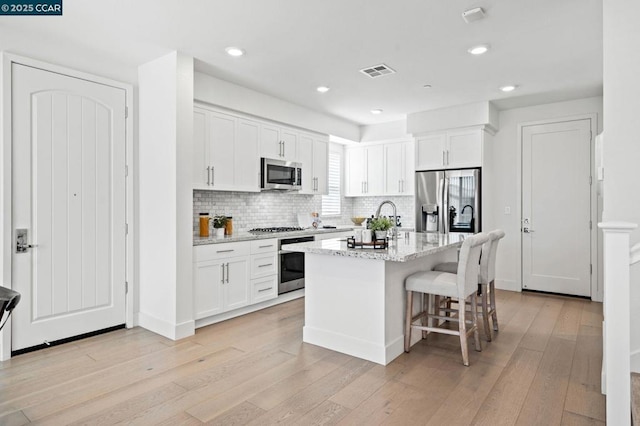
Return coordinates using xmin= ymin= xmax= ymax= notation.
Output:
xmin=404 ymin=290 xmax=413 ymax=352
xmin=471 ymin=293 xmax=482 ymax=352
xmin=489 ymin=280 xmax=499 ymax=331
xmin=458 ymin=298 xmax=469 ymax=366
xmin=481 ymin=283 xmax=492 ymax=341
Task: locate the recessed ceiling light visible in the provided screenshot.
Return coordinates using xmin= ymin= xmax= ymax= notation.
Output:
xmin=371 ymin=109 xmax=383 ymax=115
xmin=500 ymin=85 xmax=517 ymax=92
xmin=225 ymin=47 xmax=245 ymax=57
xmin=316 ymin=86 xmax=330 ymax=93
xmin=468 ymin=44 xmax=490 ymax=55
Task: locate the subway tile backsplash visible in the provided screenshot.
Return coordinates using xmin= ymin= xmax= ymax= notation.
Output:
xmin=193 ymin=190 xmax=415 ymax=234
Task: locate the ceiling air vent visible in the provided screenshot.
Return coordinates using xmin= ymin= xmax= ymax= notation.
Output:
xmin=359 ymin=64 xmax=396 ymax=79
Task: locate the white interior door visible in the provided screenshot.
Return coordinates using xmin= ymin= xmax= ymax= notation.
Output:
xmin=522 ymin=119 xmax=592 ymax=297
xmin=11 ymin=63 xmax=127 ymax=352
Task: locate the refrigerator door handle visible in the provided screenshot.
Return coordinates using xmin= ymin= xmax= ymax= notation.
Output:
xmin=443 ymin=176 xmax=450 ymax=234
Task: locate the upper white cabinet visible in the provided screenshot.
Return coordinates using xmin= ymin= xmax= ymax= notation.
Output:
xmin=416 ymin=128 xmax=483 ymax=170
xmin=193 ymin=106 xmax=260 ymax=192
xmin=345 ymin=145 xmax=384 ymax=196
xmin=261 ymin=123 xmax=297 ymax=161
xmin=298 ymin=133 xmax=328 ymax=194
xmin=346 ymin=141 xmax=413 ymax=197
xmin=384 ymin=141 xmax=414 ymax=195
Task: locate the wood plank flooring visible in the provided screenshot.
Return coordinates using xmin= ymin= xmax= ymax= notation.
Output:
xmin=0 ymin=290 xmax=605 ymax=425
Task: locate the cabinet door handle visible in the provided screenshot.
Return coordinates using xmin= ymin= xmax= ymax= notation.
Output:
xmin=225 ymin=263 xmax=230 ymax=283
xmin=258 ymin=287 xmax=273 ymax=292
xmin=216 ymin=249 xmax=234 ymax=253
xmin=446 ymin=150 xmax=450 ymax=165
xmin=398 ymin=180 xmax=401 ymax=193
xmin=206 ymin=166 xmax=211 ymax=185
xmin=282 ymin=141 xmax=285 ymax=157
xmin=258 ymin=263 xmax=273 ymax=268
xmin=442 ymin=151 xmax=446 ymax=166
xmin=220 ymin=264 xmax=225 ymax=284
xmin=211 ymin=165 xmax=215 ymax=186
xmin=258 ymin=244 xmax=274 ymax=249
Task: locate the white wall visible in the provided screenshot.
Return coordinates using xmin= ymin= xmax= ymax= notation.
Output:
xmin=603 ymin=0 xmax=640 ymax=369
xmin=360 ymin=120 xmax=409 ymax=142
xmin=138 ymin=52 xmax=194 ymax=339
xmin=407 ymin=101 xmax=499 ymax=135
xmin=489 ymin=97 xmax=603 ymax=291
xmin=194 ymin=72 xmax=360 ymax=141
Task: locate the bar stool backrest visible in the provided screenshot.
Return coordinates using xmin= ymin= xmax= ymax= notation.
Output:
xmin=456 ymin=233 xmax=489 ymax=299
xmin=487 ymin=230 xmax=506 ymax=284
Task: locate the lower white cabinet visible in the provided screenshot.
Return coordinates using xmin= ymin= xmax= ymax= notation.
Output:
xmin=194 ymin=239 xmax=278 ymax=320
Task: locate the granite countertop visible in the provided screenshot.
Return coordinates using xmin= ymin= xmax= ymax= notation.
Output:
xmin=283 ymin=232 xmax=466 ymax=262
xmin=193 ymin=226 xmax=355 ymax=245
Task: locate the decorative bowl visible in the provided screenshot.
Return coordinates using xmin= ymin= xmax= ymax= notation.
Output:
xmin=351 ymin=216 xmax=366 ymax=225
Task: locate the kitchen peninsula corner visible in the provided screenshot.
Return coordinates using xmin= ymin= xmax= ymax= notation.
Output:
xmin=287 ymin=232 xmax=464 ymax=365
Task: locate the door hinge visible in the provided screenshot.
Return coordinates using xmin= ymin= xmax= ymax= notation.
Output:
xmin=589 ymin=220 xmax=592 ymax=230
xmin=589 ymin=176 xmax=592 ymax=185
xmin=590 ymin=130 xmax=593 ymax=142
xmin=125 ymin=223 xmax=129 ymax=235
xmin=125 ymin=165 xmax=129 ymax=177
xmin=125 ymin=106 xmax=129 ymax=119
xmin=125 ymin=281 xmax=129 ymax=294
xmin=590 ymin=264 xmax=593 ymax=275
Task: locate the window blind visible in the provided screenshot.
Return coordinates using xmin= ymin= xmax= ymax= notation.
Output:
xmin=322 ymin=150 xmax=341 ymax=216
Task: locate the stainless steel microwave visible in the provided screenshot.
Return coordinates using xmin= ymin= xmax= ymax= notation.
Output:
xmin=261 ymin=158 xmax=302 ymax=191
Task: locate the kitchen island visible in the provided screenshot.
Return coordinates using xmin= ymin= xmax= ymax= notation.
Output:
xmin=287 ymin=232 xmax=465 ymax=365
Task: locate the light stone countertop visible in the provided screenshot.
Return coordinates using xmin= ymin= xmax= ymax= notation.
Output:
xmin=283 ymin=232 xmax=466 ymax=262
xmin=193 ymin=226 xmax=355 ymax=245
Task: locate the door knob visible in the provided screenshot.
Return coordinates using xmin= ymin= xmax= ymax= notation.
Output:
xmin=523 ymin=227 xmax=535 ymax=233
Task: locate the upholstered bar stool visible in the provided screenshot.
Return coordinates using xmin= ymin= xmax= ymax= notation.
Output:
xmin=404 ymin=232 xmax=489 ymax=366
xmin=433 ymin=229 xmax=505 ymax=341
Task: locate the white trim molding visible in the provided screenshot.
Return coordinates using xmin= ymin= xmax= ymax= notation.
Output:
xmin=598 ymin=221 xmax=637 ymax=426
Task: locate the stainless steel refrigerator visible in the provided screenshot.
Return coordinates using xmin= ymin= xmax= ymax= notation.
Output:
xmin=415 ymin=168 xmax=481 ymax=234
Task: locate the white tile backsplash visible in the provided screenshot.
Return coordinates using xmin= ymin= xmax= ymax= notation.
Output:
xmin=193 ymin=190 xmax=355 ymax=233
xmin=350 ymin=196 xmax=415 ymax=228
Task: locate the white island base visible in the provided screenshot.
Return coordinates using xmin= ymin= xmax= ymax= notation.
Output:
xmin=302 ymin=249 xmax=456 ymax=365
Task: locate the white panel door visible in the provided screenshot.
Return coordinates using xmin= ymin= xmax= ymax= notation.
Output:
xmin=261 ymin=123 xmax=281 ymax=159
xmin=194 ymin=260 xmax=224 ymax=319
xmin=12 ymin=64 xmax=126 ymax=351
xmin=522 ymin=119 xmax=592 ymax=296
xmin=224 ymin=258 xmax=249 ymax=311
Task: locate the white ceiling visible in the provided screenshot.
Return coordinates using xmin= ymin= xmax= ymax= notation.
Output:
xmin=0 ymin=0 xmax=603 ymax=126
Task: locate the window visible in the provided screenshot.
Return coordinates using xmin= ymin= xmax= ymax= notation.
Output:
xmin=322 ymin=146 xmax=342 ymax=216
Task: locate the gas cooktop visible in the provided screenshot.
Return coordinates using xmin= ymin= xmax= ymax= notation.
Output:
xmin=249 ymin=226 xmax=305 ymax=233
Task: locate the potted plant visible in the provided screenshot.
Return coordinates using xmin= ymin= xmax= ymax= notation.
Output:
xmin=212 ymin=215 xmax=228 ymax=237
xmin=369 ymin=217 xmax=393 ymax=240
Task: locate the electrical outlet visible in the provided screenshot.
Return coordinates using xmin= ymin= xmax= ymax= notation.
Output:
xmin=504 ymin=206 xmax=511 ymax=215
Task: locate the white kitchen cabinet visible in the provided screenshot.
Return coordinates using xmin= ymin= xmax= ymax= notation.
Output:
xmin=249 ymin=238 xmax=278 ymax=303
xmin=384 ymin=141 xmax=414 ymax=195
xmin=345 ymin=145 xmax=384 ymax=196
xmin=193 ymin=242 xmax=251 ymax=319
xmin=415 ymin=128 xmax=483 ymax=171
xmin=193 ymin=106 xmax=260 ymax=192
xmin=261 ymin=123 xmax=297 ymax=161
xmin=251 ymin=276 xmax=278 ymax=304
xmin=298 ymin=133 xmax=328 ymax=194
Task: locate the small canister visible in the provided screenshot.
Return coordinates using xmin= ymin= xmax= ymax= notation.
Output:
xmin=225 ymin=216 xmax=233 ymax=235
xmin=199 ymin=213 xmax=210 ymax=237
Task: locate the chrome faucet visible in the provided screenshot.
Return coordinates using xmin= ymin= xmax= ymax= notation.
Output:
xmin=375 ymin=200 xmax=398 ymax=240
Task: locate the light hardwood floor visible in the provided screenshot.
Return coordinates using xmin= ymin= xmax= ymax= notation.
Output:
xmin=0 ymin=290 xmax=605 ymax=425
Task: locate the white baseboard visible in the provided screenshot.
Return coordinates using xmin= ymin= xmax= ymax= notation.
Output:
xmin=303 ymin=325 xmax=390 ymax=365
xmin=137 ymin=312 xmax=195 ymax=340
